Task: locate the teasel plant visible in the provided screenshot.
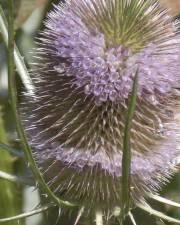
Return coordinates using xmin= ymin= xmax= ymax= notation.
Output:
xmin=0 ymin=0 xmax=180 ymax=224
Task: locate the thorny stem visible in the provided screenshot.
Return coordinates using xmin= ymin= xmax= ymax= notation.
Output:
xmin=0 ymin=5 xmax=34 ymax=94
xmin=0 ymin=204 xmax=55 ymax=222
xmin=7 ymin=0 xmax=76 ymax=208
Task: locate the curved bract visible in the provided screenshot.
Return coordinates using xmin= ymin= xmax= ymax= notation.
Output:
xmin=22 ymin=0 xmax=180 ymax=221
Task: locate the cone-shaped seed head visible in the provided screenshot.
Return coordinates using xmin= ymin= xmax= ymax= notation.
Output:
xmin=23 ymin=0 xmax=180 ymax=215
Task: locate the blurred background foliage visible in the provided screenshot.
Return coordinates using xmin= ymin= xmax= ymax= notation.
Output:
xmin=0 ymin=0 xmax=179 ymax=225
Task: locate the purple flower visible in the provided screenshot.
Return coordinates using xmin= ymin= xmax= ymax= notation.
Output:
xmin=23 ymin=0 xmax=180 ymax=221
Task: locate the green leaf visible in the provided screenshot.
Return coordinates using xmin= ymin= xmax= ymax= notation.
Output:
xmin=121 ymin=71 xmax=138 ymax=223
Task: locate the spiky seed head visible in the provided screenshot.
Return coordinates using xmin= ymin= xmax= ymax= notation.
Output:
xmin=23 ymin=0 xmax=180 ymax=220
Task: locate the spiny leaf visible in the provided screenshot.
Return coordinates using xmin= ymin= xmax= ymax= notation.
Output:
xmin=121 ymin=71 xmax=138 ymax=222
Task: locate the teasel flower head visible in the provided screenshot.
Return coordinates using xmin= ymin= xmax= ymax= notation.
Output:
xmin=23 ymin=0 xmax=180 ymax=222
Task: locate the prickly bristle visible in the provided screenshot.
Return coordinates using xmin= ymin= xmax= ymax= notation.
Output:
xmin=22 ymin=0 xmax=180 ymax=216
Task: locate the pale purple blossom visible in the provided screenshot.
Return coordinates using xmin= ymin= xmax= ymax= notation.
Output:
xmin=23 ymin=0 xmax=180 ymax=215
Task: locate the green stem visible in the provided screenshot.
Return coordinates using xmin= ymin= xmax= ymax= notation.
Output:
xmin=7 ymin=0 xmax=76 ymax=208
xmin=121 ymin=71 xmax=138 ymax=223
xmin=0 ymin=204 xmax=55 ymax=223
xmin=0 ymin=4 xmax=34 ymax=93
